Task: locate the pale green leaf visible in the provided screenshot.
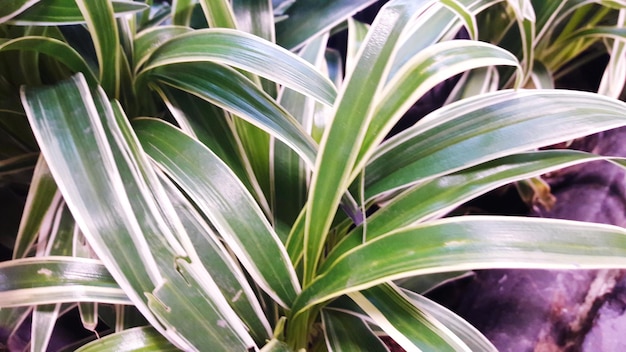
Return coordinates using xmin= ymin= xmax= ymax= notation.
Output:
xmin=31 ymin=304 xmax=61 ymax=352
xmin=355 ymin=40 xmax=521 ymax=177
xmin=333 ymin=151 xmax=626 ymax=259
xmin=22 ymin=74 xmax=256 ymax=350
xmin=13 ymin=156 xmax=58 ymax=259
xmin=160 ymin=174 xmax=272 ymax=344
xmin=171 ymin=0 xmax=195 ymax=26
xmin=233 ymin=0 xmax=275 ymax=42
xmin=199 ymin=0 xmax=237 ymax=28
xmin=133 ymin=26 xmax=193 ymax=74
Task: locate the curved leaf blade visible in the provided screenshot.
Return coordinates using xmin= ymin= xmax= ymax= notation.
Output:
xmin=0 ymin=36 xmax=98 ymax=85
xmin=134 ymin=118 xmax=301 ymax=308
xmin=139 ymin=28 xmax=336 ymax=106
xmin=366 ymin=89 xmax=626 ymax=197
xmin=8 ymin=0 xmax=148 ymax=25
xmin=0 ymin=257 xmax=129 ymax=307
xmin=355 ymin=39 xmax=521 ymax=175
xmin=350 ymin=284 xmax=470 ymax=351
xmin=294 ymin=216 xmax=626 ymax=314
xmin=275 ymin=0 xmax=379 ymax=50
xmin=144 ymin=62 xmax=318 ymax=167
xmin=401 ymin=288 xmax=498 ymax=352
xmin=321 ymin=309 xmax=389 ymax=352
xmin=0 ymin=0 xmax=39 ymax=23
xmin=21 ymin=74 xmax=256 ymax=350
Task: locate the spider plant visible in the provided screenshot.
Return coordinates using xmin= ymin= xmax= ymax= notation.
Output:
xmin=4 ymin=0 xmax=626 ymax=351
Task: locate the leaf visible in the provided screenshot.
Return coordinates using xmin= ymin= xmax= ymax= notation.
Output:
xmin=293 ymin=216 xmax=626 ymax=314
xmin=332 ymin=150 xmax=626 ymax=259
xmin=0 ymin=36 xmax=98 ymax=85
xmin=139 ymin=28 xmax=336 ymax=106
xmin=0 ymin=0 xmax=38 ymax=25
xmin=304 ymin=0 xmax=438 ymax=285
xmin=145 ymin=62 xmax=318 ymax=168
xmin=13 ymin=156 xmax=59 ymax=259
xmin=160 ymin=174 xmax=272 ymax=344
xmin=31 ymin=304 xmax=61 ymax=352
xmin=275 ymin=0 xmax=380 ymax=50
xmin=75 ymin=0 xmax=121 ymax=98
xmin=365 ymin=89 xmax=626 ymax=197
xmin=8 ymin=0 xmax=148 ymax=25
xmin=0 ymin=257 xmax=129 ymax=307
xmin=273 ymin=34 xmax=328 ymax=233
xmin=233 ymin=0 xmax=275 ymax=42
xmin=321 ymin=309 xmax=389 ymax=352
xmin=199 ymin=0 xmax=237 ymax=28
xmin=171 ymin=0 xmax=195 ymax=26
xmin=133 ymin=26 xmax=193 ymax=74
xmin=22 ymin=74 xmax=256 ymax=350
xmin=350 ymin=284 xmax=470 ymax=351
xmin=354 ymin=40 xmax=521 ymax=176
xmin=75 ymin=326 xmax=179 ymax=352
xmin=401 ymin=288 xmax=497 ymax=351
xmin=134 ymin=118 xmax=301 ymax=308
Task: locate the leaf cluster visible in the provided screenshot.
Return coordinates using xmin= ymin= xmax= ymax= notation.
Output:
xmin=2 ymin=0 xmax=626 ymax=351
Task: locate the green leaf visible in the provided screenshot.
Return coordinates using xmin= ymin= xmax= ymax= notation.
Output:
xmin=199 ymin=0 xmax=237 ymax=28
xmin=145 ymin=62 xmax=318 ymax=168
xmin=233 ymin=0 xmax=275 ymax=42
xmin=75 ymin=326 xmax=179 ymax=352
xmin=75 ymin=0 xmax=120 ymax=98
xmin=273 ymin=34 xmax=328 ymax=233
xmin=304 ymin=0 xmax=437 ymax=285
xmin=13 ymin=156 xmax=59 ymax=259
xmin=171 ymin=0 xmax=195 ymax=26
xmin=0 ymin=257 xmax=129 ymax=307
xmin=0 ymin=0 xmax=38 ymax=23
xmin=331 ymin=151 xmax=626 ymax=260
xmin=365 ymin=89 xmax=626 ymax=197
xmin=401 ymin=288 xmax=497 ymax=351
xmin=134 ymin=118 xmax=301 ymax=308
xmin=139 ymin=28 xmax=337 ymax=106
xmin=355 ymin=40 xmax=521 ymax=176
xmin=321 ymin=309 xmax=389 ymax=352
xmin=294 ymin=216 xmax=626 ymax=314
xmin=160 ymin=174 xmax=272 ymax=344
xmin=8 ymin=0 xmax=148 ymax=25
xmin=0 ymin=36 xmax=98 ymax=86
xmin=133 ymin=26 xmax=193 ymax=74
xmin=153 ymin=85 xmax=268 ymax=211
xmin=350 ymin=284 xmax=470 ymax=351
xmin=22 ymin=74 xmax=256 ymax=350
xmin=31 ymin=304 xmax=61 ymax=352
xmin=275 ymin=0 xmax=380 ymax=50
